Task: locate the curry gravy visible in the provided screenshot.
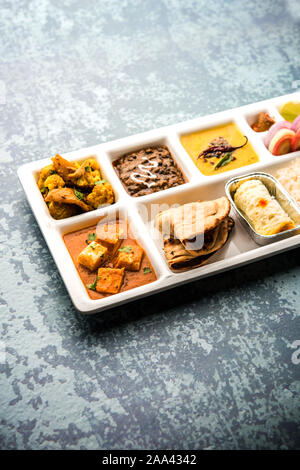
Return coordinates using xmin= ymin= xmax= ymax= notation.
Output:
xmin=64 ymin=222 xmax=157 ymax=300
xmin=180 ymin=122 xmax=259 ymax=176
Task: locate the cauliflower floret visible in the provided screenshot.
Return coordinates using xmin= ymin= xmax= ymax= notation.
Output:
xmin=48 ymin=202 xmax=78 ymax=220
xmin=86 ymin=182 xmax=115 ymax=209
xmin=38 ymin=164 xmax=56 ymax=189
xmin=43 ymin=174 xmax=65 ymax=192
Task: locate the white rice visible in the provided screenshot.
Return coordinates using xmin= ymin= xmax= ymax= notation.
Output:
xmin=276 ymin=158 xmax=300 ymax=206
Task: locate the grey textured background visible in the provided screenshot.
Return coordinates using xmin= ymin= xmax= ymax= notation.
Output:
xmin=0 ymin=0 xmax=300 ymax=450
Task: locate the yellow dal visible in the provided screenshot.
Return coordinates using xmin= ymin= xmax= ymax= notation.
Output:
xmin=180 ymin=122 xmax=259 ymax=176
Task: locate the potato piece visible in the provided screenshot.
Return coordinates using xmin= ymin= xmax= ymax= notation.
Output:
xmin=96 ymin=223 xmax=124 ymax=255
xmin=77 ymin=242 xmax=108 ymax=271
xmin=96 ymin=267 xmax=125 ymax=294
xmin=52 ymin=154 xmax=77 ymax=181
xmin=86 ymin=182 xmax=115 ymax=209
xmin=114 ymin=244 xmax=144 ymax=271
xmin=45 ymin=188 xmax=91 ymax=212
xmin=48 ymin=202 xmax=78 ymax=220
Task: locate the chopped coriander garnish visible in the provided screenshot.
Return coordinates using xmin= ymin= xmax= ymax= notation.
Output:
xmin=74 ymin=189 xmax=83 ymax=200
xmin=49 ymin=170 xmax=56 ymax=175
xmin=95 ymin=179 xmax=107 ymax=185
xmin=86 ymin=233 xmax=96 ymax=244
xmin=86 ymin=278 xmax=97 ymax=291
xmin=85 ymin=166 xmax=90 ymax=172
xmin=118 ymin=246 xmax=132 ymax=253
xmin=40 ymin=187 xmax=46 ymax=194
xmin=143 ymin=267 xmax=151 ymax=274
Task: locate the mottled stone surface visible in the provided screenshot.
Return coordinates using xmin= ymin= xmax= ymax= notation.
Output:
xmin=0 ymin=0 xmax=300 ymax=450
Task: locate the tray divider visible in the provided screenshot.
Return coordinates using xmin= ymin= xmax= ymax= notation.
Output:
xmin=166 ymin=130 xmax=205 ymax=184
xmin=234 ymin=114 xmax=272 ymax=164
xmin=126 ymin=202 xmax=172 ymax=280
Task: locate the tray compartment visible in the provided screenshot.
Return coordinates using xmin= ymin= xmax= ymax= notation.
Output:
xmin=57 ymin=205 xmax=169 ymax=307
xmin=244 ymin=106 xmax=277 ymax=131
xmin=241 ymin=104 xmax=285 ymax=156
xmin=225 ymin=171 xmax=300 ymax=245
xmin=275 ymin=95 xmax=300 ymax=121
xmin=175 ymin=115 xmax=266 ymax=180
xmin=104 ymin=133 xmax=193 ymax=198
xmin=29 ymin=150 xmax=121 ymax=223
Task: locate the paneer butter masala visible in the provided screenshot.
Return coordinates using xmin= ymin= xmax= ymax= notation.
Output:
xmin=64 ymin=221 xmax=156 ymax=299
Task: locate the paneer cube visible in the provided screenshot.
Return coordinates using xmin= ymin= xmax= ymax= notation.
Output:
xmin=114 ymin=244 xmax=144 ymax=271
xmin=77 ymin=242 xmax=108 ymax=271
xmin=96 ymin=223 xmax=124 ymax=255
xmin=96 ymin=267 xmax=125 ymax=294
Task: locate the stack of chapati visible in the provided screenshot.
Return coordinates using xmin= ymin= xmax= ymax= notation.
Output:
xmin=155 ymin=197 xmax=234 ymax=271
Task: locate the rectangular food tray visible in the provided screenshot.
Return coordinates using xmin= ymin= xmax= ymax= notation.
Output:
xmin=18 ymin=92 xmax=300 ymax=314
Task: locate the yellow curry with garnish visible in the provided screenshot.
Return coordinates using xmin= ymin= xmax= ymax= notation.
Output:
xmin=180 ymin=122 xmax=259 ymax=176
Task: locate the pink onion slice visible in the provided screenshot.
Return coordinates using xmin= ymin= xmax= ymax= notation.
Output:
xmin=291 ymin=115 xmax=300 ymax=133
xmin=264 ymin=121 xmax=292 ymax=149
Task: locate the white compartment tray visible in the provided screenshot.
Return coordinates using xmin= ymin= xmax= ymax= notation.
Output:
xmin=18 ymin=92 xmax=300 ymax=314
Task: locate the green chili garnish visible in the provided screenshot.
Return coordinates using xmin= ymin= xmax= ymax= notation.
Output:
xmin=214 ymin=153 xmax=232 ymax=170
